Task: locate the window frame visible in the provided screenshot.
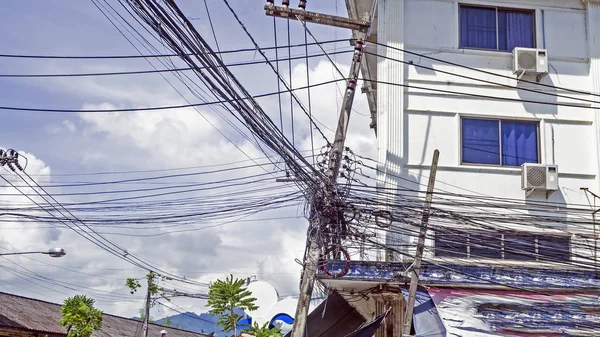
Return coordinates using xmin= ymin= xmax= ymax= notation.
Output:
xmin=458 ymin=4 xmax=537 ymax=52
xmin=460 ymin=117 xmax=541 ymax=167
xmin=434 ymin=230 xmax=571 ymax=262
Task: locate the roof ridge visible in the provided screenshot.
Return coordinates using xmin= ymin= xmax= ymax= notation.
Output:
xmin=0 ymin=291 xmax=210 ymax=336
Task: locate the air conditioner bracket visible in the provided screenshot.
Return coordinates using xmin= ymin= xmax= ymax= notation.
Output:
xmin=515 ymin=71 xmax=547 ymax=83
xmin=536 ymin=72 xmax=547 ymax=83
xmin=525 ymin=188 xmax=556 ymax=199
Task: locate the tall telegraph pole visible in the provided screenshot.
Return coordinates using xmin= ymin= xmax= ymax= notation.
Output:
xmin=264 ymin=2 xmax=372 ymax=336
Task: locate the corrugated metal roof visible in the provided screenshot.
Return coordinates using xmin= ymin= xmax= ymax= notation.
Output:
xmin=0 ymin=292 xmax=210 ymax=337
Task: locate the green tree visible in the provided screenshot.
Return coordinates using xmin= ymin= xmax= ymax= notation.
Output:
xmin=244 ymin=322 xmax=283 ymax=337
xmin=162 ymin=316 xmax=172 ymax=327
xmin=126 ymin=271 xmax=171 ymax=299
xmin=138 ymin=308 xmax=155 ymax=324
xmin=206 ymin=274 xmax=258 ymax=337
xmin=126 ymin=271 xmax=174 ymax=325
xmin=59 ymin=295 xmax=103 ymax=337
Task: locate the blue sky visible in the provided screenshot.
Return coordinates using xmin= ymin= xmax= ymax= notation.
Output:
xmin=0 ymin=0 xmax=375 ymax=319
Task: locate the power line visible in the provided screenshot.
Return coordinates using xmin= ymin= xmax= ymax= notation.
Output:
xmin=0 ymin=78 xmax=343 ymax=113
xmin=0 ymin=39 xmax=349 ymax=59
xmin=0 ymin=50 xmax=352 ymax=78
xmin=372 ymin=40 xmax=600 ymax=98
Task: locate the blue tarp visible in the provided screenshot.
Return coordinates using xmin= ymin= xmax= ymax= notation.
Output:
xmin=401 ymin=286 xmax=447 ymax=337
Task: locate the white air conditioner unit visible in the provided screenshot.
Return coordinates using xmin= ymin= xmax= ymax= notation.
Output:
xmin=521 ymin=163 xmax=558 ymax=198
xmin=512 ymin=47 xmax=548 ymax=82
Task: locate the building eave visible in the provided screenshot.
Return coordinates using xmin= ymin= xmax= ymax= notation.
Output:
xmin=319 ymin=260 xmax=600 ymax=290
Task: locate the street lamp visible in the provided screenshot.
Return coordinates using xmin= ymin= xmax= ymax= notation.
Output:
xmin=0 ymin=248 xmax=66 ymax=258
xmin=160 ymin=330 xmax=167 ymax=337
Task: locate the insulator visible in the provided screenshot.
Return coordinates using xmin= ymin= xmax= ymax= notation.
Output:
xmin=299 ymin=0 xmax=307 ymax=9
xmin=15 ymin=162 xmax=23 ymax=171
xmin=282 ymin=0 xmax=290 ymax=7
xmin=7 ymin=163 xmax=15 ymax=172
xmin=347 ymin=79 xmax=357 ymax=90
xmin=6 ymin=149 xmax=16 ymax=161
xmin=354 ymin=40 xmax=364 ymax=51
xmin=266 ymin=0 xmax=274 ymax=4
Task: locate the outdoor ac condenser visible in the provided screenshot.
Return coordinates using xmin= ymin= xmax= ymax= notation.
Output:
xmin=521 ymin=163 xmax=558 ymax=198
xmin=512 ymin=47 xmax=548 ymax=82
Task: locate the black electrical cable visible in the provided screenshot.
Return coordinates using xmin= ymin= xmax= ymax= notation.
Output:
xmin=365 ymin=50 xmax=600 ymax=106
xmin=121 ymin=0 xmax=322 ymax=191
xmin=0 ymin=39 xmax=349 ymax=59
xmin=0 ymin=50 xmax=351 ymax=78
xmin=372 ymin=40 xmax=600 ymax=98
xmin=0 ymin=78 xmax=343 ymax=113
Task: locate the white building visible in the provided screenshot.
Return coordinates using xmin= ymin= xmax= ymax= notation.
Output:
xmin=371 ymin=0 xmax=600 ymax=265
xmin=317 ymin=1 xmax=600 ymax=335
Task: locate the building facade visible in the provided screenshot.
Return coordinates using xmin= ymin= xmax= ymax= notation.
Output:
xmin=318 ymin=0 xmax=600 ymax=336
xmin=375 ymin=0 xmax=600 ymax=263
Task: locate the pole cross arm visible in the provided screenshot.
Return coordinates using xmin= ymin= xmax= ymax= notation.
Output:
xmin=264 ymin=4 xmax=370 ymax=31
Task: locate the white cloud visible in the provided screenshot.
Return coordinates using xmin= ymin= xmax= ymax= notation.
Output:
xmin=62 ymin=120 xmax=77 ymax=133
xmin=1 ymin=37 xmax=376 ymax=322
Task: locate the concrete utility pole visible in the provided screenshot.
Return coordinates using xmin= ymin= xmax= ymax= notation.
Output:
xmin=143 ymin=279 xmax=151 ymax=337
xmin=402 ymin=149 xmax=440 ymax=336
xmin=264 ymin=2 xmax=372 ymax=337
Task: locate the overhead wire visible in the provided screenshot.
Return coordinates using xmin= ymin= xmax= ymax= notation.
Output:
xmin=0 ymin=78 xmax=344 ymax=113
xmin=0 ymin=39 xmax=350 ymax=59
xmin=0 ymin=50 xmax=352 ymax=78
xmin=2 ymin=167 xmax=212 ymax=288
xmin=287 ymin=17 xmax=296 ymax=150
xmin=118 ymin=0 xmax=324 ymax=196
xmin=220 ymin=0 xmax=332 ymax=148
xmin=372 ymin=40 xmax=600 ymax=99
xmin=93 ymin=0 xmax=281 ymax=177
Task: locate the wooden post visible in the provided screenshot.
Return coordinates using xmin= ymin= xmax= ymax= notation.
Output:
xmin=402 ymin=150 xmax=440 ymax=335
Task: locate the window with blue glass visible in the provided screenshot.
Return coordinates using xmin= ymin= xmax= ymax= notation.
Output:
xmin=460 ymin=5 xmax=535 ymax=51
xmin=462 ymin=118 xmax=539 ymax=166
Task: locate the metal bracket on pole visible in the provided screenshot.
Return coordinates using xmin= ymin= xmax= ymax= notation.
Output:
xmin=402 ymin=149 xmax=440 ymax=336
xmin=264 ymin=4 xmax=370 ymax=31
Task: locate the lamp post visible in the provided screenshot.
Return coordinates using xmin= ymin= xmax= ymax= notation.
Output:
xmin=0 ymin=248 xmax=66 ymax=258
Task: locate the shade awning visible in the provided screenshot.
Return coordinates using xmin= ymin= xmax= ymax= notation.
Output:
xmin=401 ymin=286 xmax=447 ymax=337
xmin=283 ymin=291 xmax=365 ymax=337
